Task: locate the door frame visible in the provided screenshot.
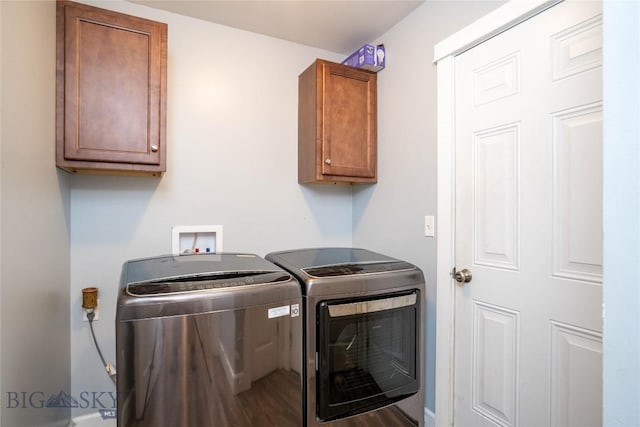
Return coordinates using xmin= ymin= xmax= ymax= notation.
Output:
xmin=433 ymin=1 xmax=562 ymax=425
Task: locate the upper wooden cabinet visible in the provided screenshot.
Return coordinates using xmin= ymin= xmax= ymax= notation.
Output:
xmin=298 ymin=59 xmax=377 ymax=184
xmin=56 ymin=1 xmax=167 ymax=176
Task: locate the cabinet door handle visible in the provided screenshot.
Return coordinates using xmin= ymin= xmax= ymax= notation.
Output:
xmin=151 ymin=145 xmax=159 ymax=152
xmin=324 ymin=158 xmax=332 ymax=165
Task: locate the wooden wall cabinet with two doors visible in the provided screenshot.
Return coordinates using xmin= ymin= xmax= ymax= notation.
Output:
xmin=298 ymin=59 xmax=377 ymax=184
xmin=56 ymin=0 xmax=167 ymax=176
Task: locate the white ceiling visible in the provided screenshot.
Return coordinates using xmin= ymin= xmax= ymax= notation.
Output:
xmin=129 ymin=0 xmax=425 ymax=54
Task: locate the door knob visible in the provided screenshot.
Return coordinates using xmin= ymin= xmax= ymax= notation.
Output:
xmin=325 ymin=158 xmax=332 ymax=165
xmin=454 ymin=268 xmax=472 ymax=284
xmin=151 ymin=145 xmax=159 ymax=152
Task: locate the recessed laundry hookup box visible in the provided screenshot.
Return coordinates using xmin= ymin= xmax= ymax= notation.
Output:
xmin=342 ymin=44 xmax=385 ymax=72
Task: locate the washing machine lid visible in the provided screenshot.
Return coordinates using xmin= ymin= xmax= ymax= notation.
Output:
xmin=270 ymin=248 xmax=416 ymax=277
xmin=121 ymin=253 xmax=291 ymax=296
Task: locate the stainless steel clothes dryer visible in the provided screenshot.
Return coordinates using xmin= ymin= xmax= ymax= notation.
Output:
xmin=266 ymin=248 xmax=425 ymax=427
xmin=116 ymin=253 xmax=303 ymax=427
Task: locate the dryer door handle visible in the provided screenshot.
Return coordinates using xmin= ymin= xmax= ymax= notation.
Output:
xmin=327 ymin=293 xmax=417 ymax=317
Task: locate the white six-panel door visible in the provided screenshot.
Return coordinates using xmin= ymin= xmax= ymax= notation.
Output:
xmin=453 ymin=1 xmax=602 ymax=425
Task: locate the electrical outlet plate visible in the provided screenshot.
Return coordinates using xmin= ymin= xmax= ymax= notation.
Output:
xmin=172 ymin=225 xmax=223 ymax=255
xmin=82 ymin=299 xmax=99 ymax=321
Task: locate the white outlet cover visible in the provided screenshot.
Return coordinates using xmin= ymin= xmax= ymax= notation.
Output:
xmin=172 ymin=225 xmax=223 ymax=255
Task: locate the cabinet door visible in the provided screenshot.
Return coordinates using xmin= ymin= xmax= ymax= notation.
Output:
xmin=321 ymin=62 xmax=377 ymax=180
xmin=56 ymin=1 xmax=167 ymax=175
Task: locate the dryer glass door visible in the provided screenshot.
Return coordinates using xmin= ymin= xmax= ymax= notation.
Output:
xmin=316 ymin=290 xmax=420 ymax=421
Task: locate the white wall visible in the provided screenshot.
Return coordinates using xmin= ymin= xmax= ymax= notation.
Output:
xmin=353 ymin=0 xmax=505 ymax=414
xmin=0 ymin=1 xmax=71 ymax=426
xmin=68 ymin=0 xmax=353 ymax=418
xmin=602 ymin=1 xmax=640 ymax=425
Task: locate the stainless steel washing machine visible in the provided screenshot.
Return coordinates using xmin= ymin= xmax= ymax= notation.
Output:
xmin=266 ymin=248 xmax=425 ymax=427
xmin=116 ymin=253 xmax=303 ymax=427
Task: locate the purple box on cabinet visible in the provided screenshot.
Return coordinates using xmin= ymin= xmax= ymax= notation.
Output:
xmin=342 ymin=44 xmax=385 ymax=72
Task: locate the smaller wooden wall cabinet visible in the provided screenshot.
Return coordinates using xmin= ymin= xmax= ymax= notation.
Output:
xmin=56 ymin=1 xmax=167 ymax=176
xmin=298 ymin=59 xmax=377 ymax=184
